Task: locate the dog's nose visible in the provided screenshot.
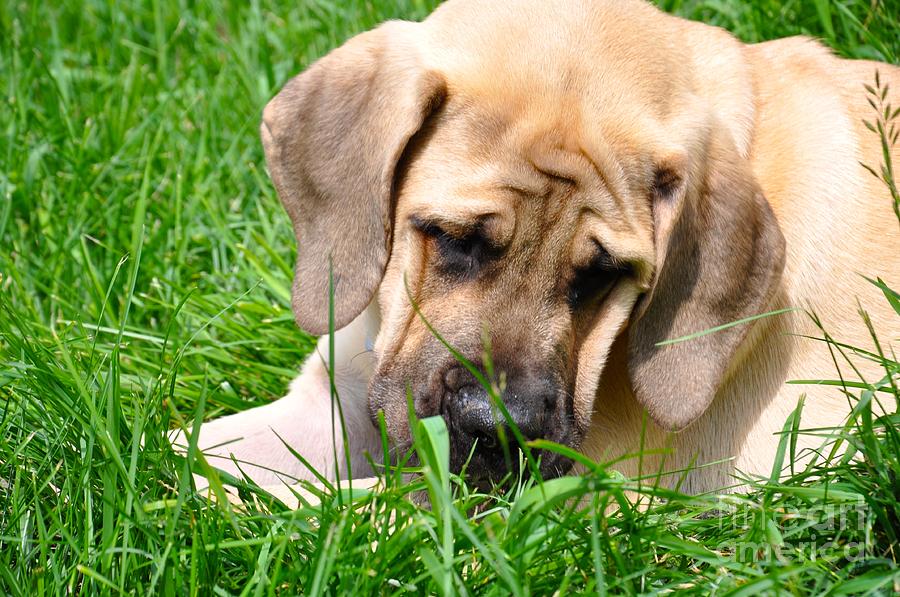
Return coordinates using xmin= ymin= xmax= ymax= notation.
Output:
xmin=444 ymin=370 xmax=557 ymax=469
xmin=452 ymin=384 xmax=545 ymax=448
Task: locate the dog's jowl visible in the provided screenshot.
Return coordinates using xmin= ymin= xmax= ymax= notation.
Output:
xmin=174 ymin=0 xmax=900 ymax=494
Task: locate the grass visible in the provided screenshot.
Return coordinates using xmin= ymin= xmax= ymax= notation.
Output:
xmin=1 ymin=0 xmax=898 ymax=593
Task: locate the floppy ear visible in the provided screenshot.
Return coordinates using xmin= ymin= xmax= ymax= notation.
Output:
xmin=627 ymin=131 xmax=786 ymax=431
xmin=260 ymin=21 xmax=445 ymax=335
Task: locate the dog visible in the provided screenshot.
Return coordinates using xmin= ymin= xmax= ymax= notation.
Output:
xmin=174 ymin=0 xmax=899 ymax=495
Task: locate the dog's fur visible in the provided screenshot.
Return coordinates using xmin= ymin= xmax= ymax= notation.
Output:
xmin=175 ymin=0 xmax=899 ymax=494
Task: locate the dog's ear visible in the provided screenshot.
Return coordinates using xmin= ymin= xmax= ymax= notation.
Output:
xmin=627 ymin=131 xmax=786 ymax=431
xmin=260 ymin=22 xmax=445 ymax=335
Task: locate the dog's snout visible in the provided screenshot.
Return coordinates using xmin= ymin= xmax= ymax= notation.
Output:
xmin=444 ymin=369 xmax=558 ymax=476
xmin=453 ymin=383 xmax=548 ymax=441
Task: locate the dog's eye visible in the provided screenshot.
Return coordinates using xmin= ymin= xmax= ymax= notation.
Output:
xmin=568 ymin=244 xmax=628 ymax=309
xmin=412 ymin=217 xmax=492 ymax=277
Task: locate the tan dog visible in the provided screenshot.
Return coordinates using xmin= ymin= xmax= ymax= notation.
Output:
xmin=177 ymin=0 xmax=899 ymax=495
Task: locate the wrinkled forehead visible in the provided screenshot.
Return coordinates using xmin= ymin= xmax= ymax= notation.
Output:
xmin=396 ymin=93 xmax=656 ymax=269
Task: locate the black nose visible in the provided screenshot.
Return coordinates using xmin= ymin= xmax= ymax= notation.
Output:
xmin=452 ymin=384 xmax=544 ymax=447
xmin=444 ymin=370 xmax=557 ymax=474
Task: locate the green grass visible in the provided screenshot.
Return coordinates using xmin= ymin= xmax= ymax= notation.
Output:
xmin=1 ymin=0 xmax=899 ymax=594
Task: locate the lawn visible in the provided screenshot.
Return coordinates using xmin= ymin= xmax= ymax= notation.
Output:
xmin=1 ymin=0 xmax=899 ymax=594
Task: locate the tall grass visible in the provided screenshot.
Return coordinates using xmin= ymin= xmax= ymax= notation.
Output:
xmin=1 ymin=0 xmax=898 ymax=593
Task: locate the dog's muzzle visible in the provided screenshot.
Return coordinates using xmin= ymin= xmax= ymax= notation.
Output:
xmin=441 ymin=366 xmax=567 ymax=483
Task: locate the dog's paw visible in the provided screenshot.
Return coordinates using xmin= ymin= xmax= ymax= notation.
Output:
xmin=169 ymin=363 xmax=380 ymax=491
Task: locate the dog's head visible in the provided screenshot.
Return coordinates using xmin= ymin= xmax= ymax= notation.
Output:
xmin=260 ymin=0 xmax=786 ymax=482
